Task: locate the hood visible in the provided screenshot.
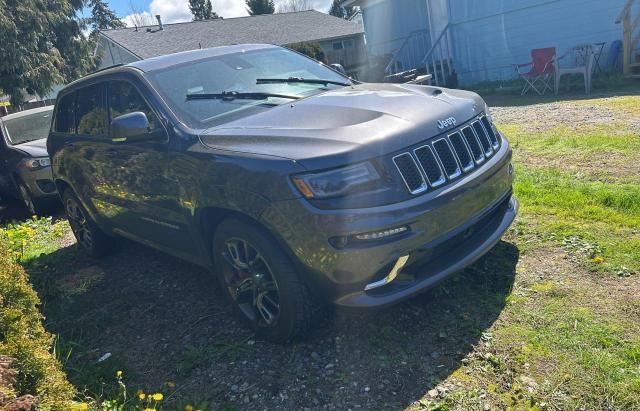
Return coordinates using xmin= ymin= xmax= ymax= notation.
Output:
xmin=199 ymin=83 xmax=486 ymax=170
xmin=13 ymin=137 xmax=49 ymax=158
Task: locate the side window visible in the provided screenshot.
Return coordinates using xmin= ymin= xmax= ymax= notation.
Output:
xmin=109 ymin=81 xmax=158 ymax=130
xmin=76 ymin=83 xmax=108 ymax=136
xmin=54 ymin=93 xmax=75 ymax=134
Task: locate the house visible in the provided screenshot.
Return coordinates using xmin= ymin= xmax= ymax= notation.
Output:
xmin=97 ymin=10 xmax=368 ymax=78
xmin=343 ymin=0 xmax=639 ymax=85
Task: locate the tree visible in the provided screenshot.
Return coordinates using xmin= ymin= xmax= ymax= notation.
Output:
xmin=289 ymin=42 xmax=325 ymax=63
xmin=0 ymin=0 xmax=96 ymax=105
xmin=277 ymin=0 xmax=313 ymax=13
xmin=329 ymin=0 xmax=354 ymax=19
xmin=127 ymin=0 xmax=154 ymax=27
xmin=245 ymin=0 xmax=275 ymax=16
xmin=87 ymin=0 xmax=125 ymax=31
xmin=189 ymin=0 xmax=219 ymax=20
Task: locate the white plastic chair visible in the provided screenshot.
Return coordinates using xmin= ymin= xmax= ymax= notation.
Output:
xmin=554 ymin=45 xmax=595 ymax=95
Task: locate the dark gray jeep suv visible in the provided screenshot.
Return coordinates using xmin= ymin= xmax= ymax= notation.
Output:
xmin=48 ymin=44 xmax=517 ymax=342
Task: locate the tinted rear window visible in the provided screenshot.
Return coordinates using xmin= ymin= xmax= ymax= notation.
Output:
xmin=76 ymin=83 xmax=107 ymax=136
xmin=54 ymin=93 xmax=75 ymax=134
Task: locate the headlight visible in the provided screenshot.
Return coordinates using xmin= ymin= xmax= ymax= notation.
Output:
xmin=292 ymin=162 xmax=380 ymax=199
xmin=23 ymin=157 xmax=51 ymax=170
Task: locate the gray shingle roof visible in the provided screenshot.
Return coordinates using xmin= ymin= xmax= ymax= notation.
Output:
xmin=100 ymin=10 xmax=364 ymax=59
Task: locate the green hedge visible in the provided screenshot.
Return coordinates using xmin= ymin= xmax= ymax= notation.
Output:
xmin=0 ymin=241 xmax=74 ymax=410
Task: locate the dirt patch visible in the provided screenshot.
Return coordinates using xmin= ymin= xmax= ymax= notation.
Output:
xmin=513 ymin=148 xmax=640 ymax=182
xmin=514 ymin=247 xmax=640 ymax=333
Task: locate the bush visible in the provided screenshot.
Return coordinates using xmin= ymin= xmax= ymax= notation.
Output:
xmin=0 ymin=239 xmax=74 ymax=409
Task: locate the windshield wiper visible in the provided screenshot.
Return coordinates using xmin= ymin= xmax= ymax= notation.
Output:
xmin=186 ymin=91 xmax=302 ymax=101
xmin=256 ymin=77 xmax=351 ymax=87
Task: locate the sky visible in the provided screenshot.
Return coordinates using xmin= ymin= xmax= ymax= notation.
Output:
xmin=91 ymin=0 xmax=335 ymax=27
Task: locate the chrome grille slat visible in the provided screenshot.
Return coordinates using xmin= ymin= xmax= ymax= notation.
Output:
xmin=393 ymin=114 xmax=501 ymax=195
xmin=432 ymin=138 xmax=462 ymax=179
xmin=480 ymin=116 xmax=500 ymax=148
xmin=448 ymin=131 xmax=474 ymax=172
xmin=472 ymin=121 xmax=493 ymax=157
xmin=392 ymin=153 xmax=427 ymax=194
xmin=414 ymin=145 xmax=446 ymax=187
xmin=461 ymin=126 xmax=485 ymax=163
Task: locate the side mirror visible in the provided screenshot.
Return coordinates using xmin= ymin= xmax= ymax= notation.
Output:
xmin=110 ymin=112 xmax=164 ymax=143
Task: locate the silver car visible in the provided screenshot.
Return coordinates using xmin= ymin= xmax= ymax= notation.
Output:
xmin=0 ymin=106 xmax=57 ymax=214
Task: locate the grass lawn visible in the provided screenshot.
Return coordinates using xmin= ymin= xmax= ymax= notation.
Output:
xmin=1 ymin=93 xmax=639 ymax=410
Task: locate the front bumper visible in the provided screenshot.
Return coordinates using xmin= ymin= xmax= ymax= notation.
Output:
xmin=16 ymin=165 xmax=57 ymax=199
xmin=261 ymin=139 xmax=517 ymax=308
xmin=336 ymin=195 xmax=517 ymax=307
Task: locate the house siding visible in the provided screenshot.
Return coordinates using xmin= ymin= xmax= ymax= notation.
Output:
xmin=361 ymin=0 xmax=431 ymax=57
xmin=448 ymin=0 xmax=629 ymax=84
xmin=353 ymin=0 xmax=629 ymax=84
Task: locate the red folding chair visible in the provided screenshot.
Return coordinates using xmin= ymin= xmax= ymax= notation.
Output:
xmin=514 ymin=47 xmax=556 ymax=96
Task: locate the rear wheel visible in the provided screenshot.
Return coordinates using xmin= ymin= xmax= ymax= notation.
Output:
xmin=63 ymin=189 xmax=113 ymax=257
xmin=213 ymin=218 xmax=316 ymax=343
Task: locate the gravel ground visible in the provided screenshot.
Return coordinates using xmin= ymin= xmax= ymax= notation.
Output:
xmin=28 ymin=232 xmax=519 ymax=410
xmin=489 ymin=94 xmax=640 ymax=134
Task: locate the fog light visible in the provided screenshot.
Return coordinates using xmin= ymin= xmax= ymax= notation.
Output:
xmin=354 ymin=226 xmax=409 ymax=241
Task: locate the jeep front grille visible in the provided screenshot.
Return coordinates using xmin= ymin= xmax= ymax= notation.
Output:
xmin=393 ymin=115 xmax=501 ymax=195
xmin=393 ymin=153 xmax=427 ymax=194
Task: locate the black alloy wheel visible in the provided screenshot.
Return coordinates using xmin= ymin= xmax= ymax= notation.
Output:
xmin=213 ymin=218 xmax=316 ymax=343
xmin=221 ymin=238 xmax=281 ymax=326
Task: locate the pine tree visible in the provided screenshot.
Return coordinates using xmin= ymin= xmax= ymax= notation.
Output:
xmin=329 ymin=0 xmax=354 ymax=19
xmin=245 ymin=0 xmax=275 ymax=16
xmin=0 ymin=0 xmax=96 ymax=105
xmin=88 ymin=0 xmax=125 ymax=31
xmin=189 ymin=0 xmax=219 ymax=20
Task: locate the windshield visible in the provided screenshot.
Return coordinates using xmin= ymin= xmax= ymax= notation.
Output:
xmin=146 ymin=47 xmax=352 ymax=128
xmin=3 ymin=108 xmax=54 ymax=145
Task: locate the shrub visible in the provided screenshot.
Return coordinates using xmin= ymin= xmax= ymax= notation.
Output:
xmin=0 ymin=239 xmax=74 ymax=409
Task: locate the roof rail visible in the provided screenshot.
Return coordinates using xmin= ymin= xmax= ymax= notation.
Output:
xmin=88 ymin=63 xmax=125 ymax=75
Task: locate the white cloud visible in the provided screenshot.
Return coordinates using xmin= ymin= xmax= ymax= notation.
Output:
xmin=123 ymin=0 xmax=333 ymax=27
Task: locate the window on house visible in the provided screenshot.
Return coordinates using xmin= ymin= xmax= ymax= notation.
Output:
xmin=332 ymin=42 xmax=344 ymax=51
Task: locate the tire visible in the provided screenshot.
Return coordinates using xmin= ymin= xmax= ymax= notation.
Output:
xmin=18 ymin=183 xmax=47 ymax=216
xmin=213 ymin=218 xmax=317 ymax=343
xmin=62 ymin=189 xmax=114 ymax=258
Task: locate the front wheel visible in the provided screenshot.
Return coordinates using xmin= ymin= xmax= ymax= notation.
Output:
xmin=63 ymin=189 xmax=114 ymax=258
xmin=213 ymin=219 xmax=317 ymax=343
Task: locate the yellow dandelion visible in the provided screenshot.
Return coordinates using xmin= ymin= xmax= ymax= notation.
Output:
xmin=152 ymin=393 xmax=164 ymax=401
xmin=592 ymin=256 xmax=605 ymax=264
xmin=116 ymin=370 xmax=123 ymax=377
xmin=78 ymin=403 xmax=89 ymax=411
xmin=185 ymin=405 xmax=194 ymax=411
xmin=137 ymin=390 xmax=146 ymax=400
xmin=143 ymin=409 xmax=156 ymax=411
